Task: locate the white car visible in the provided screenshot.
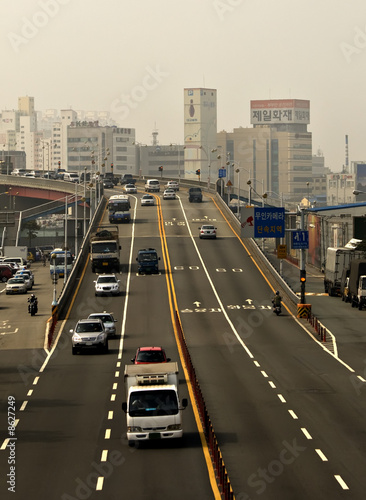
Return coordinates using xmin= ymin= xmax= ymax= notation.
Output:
xmin=70 ymin=318 xmax=108 ymax=355
xmin=6 ymin=277 xmax=28 ymax=294
xmin=87 ymin=312 xmax=117 ymax=337
xmin=94 ymin=274 xmax=121 ymax=296
xmin=124 ymin=183 xmax=137 ymax=194
xmin=14 ymin=271 xmax=33 ymax=290
xmin=199 ymin=224 xmax=217 ymax=239
xmin=141 ymin=194 xmax=155 ymax=206
xmin=165 ymin=181 xmax=179 ymax=191
xmin=163 ymin=188 xmax=177 ymax=200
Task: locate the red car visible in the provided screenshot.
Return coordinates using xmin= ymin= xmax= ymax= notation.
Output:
xmin=131 ymin=346 xmax=170 ymax=364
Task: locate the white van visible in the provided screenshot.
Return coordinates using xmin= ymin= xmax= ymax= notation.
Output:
xmin=63 ymin=172 xmax=80 ymax=183
xmin=145 ymin=179 xmax=160 ymax=192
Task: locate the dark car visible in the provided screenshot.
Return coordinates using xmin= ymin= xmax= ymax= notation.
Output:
xmin=188 ymin=187 xmax=202 ymax=202
xmin=0 ymin=264 xmax=13 ymax=282
xmin=103 ymin=179 xmax=114 ymax=189
xmin=136 ymin=248 xmax=160 ymax=274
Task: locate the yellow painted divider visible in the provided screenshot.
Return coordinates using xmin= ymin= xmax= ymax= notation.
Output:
xmin=297 ymin=303 xmax=311 ymax=318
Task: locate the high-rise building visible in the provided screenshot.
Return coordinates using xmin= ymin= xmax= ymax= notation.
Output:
xmin=217 ymin=99 xmax=312 ymax=201
xmin=184 ymin=88 xmax=217 ymax=180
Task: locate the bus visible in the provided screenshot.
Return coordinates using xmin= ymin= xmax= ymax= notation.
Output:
xmin=50 ymin=249 xmax=73 ymax=278
xmin=108 ymin=194 xmax=131 ymax=213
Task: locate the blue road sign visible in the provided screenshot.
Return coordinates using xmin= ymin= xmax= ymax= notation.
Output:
xmin=218 ymin=168 xmax=226 ymax=178
xmin=253 ymin=207 xmax=285 ymax=238
xmin=292 ymin=230 xmax=309 ymax=249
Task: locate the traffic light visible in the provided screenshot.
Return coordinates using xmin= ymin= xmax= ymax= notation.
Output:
xmin=110 ymin=163 xmax=114 ymax=170
xmin=58 ymin=161 xmax=61 ymax=170
xmin=158 ymin=166 xmax=163 ymax=172
xmin=196 ymin=169 xmax=201 ymax=176
xmin=300 ymin=269 xmax=306 ymax=282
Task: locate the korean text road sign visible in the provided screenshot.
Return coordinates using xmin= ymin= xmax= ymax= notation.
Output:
xmin=292 ymin=230 xmax=309 ymax=249
xmin=241 ymin=207 xmax=285 ymax=238
xmin=218 ymin=168 xmax=226 ymax=178
xmin=277 ymin=244 xmax=287 ymax=259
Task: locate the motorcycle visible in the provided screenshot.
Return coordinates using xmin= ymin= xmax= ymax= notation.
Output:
xmin=28 ymin=299 xmax=38 ymax=316
xmin=272 ymin=300 xmax=281 ymax=316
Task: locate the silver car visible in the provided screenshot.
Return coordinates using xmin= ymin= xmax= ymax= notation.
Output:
xmin=5 ymin=277 xmax=28 ymax=294
xmin=163 ymin=188 xmax=177 ymax=200
xmin=14 ymin=271 xmax=33 ymax=290
xmin=94 ymin=274 xmax=121 ymax=296
xmin=70 ymin=318 xmax=108 ymax=354
xmin=87 ymin=312 xmax=117 ymax=337
xmin=199 ymin=224 xmax=217 ymax=239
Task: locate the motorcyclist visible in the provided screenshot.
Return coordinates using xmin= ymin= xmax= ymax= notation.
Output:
xmin=28 ymin=294 xmax=38 ymax=313
xmin=272 ymin=291 xmax=282 ymax=308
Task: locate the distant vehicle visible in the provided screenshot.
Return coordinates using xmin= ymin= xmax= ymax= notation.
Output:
xmin=165 ymin=181 xmax=179 ymax=191
xmin=0 ymin=264 xmax=13 ymax=282
xmin=1 ymin=256 xmax=28 ymax=268
xmin=120 ymin=174 xmax=136 ymax=185
xmin=6 ymin=277 xmax=27 ymax=294
xmin=11 ymin=169 xmax=26 ymax=176
xmin=63 ymin=172 xmax=80 ymax=183
xmin=15 ymin=269 xmax=34 ymax=287
xmin=103 ymin=179 xmax=114 ymax=189
xmin=124 ymin=183 xmax=137 ymax=194
xmin=163 ymin=188 xmax=176 ymax=200
xmin=43 ymin=171 xmax=56 ymax=179
xmin=108 ymin=194 xmax=130 ymax=213
xmin=14 ymin=270 xmax=33 ymax=290
xmin=89 ymin=226 xmax=121 ymax=273
xmin=87 ymin=312 xmax=117 ymax=337
xmin=109 ymin=210 xmax=131 ymax=224
xmin=22 ymin=172 xmax=36 ymax=178
xmin=136 ymin=248 xmax=160 ymax=274
xmin=37 ymin=245 xmax=55 ymax=260
xmin=94 ymin=273 xmax=121 ymax=296
xmin=324 ymin=247 xmax=364 ymax=296
xmin=70 ymin=318 xmax=108 ymax=355
xmin=131 ymin=346 xmax=170 ymax=364
xmin=140 ymin=194 xmax=154 ymax=206
xmin=188 ymin=187 xmax=202 ymax=203
xmin=49 ymin=249 xmax=73 ymax=278
xmin=145 ymin=179 xmax=160 ymax=193
xmin=104 ymin=172 xmax=119 ymax=186
xmin=199 ymin=224 xmax=217 ymax=239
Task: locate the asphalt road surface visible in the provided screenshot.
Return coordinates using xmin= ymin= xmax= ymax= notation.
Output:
xmin=1 ymin=186 xmax=366 ymax=499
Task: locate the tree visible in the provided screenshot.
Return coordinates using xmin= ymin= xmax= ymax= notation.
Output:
xmin=22 ymin=220 xmax=41 ymax=248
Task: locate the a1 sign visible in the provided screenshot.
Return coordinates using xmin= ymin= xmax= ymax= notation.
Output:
xmin=292 ymin=230 xmax=309 ymax=249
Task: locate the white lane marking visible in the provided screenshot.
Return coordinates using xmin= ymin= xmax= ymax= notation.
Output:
xmin=105 ymin=429 xmax=111 ymax=439
xmin=288 ymin=410 xmax=298 ymax=419
xmin=178 ymin=197 xmax=255 ymax=359
xmin=261 ymin=371 xmax=268 ymax=378
xmin=27 ymin=390 xmax=33 ymax=396
xmin=301 ymin=428 xmax=312 ymax=439
xmin=110 ymin=394 xmax=116 ymax=402
xmin=334 ymin=475 xmax=349 ymax=490
xmin=33 ymin=377 xmax=39 ymax=385
xmin=277 ymin=394 xmax=286 ymax=403
xmin=19 ymin=401 xmax=27 ymax=411
xmin=315 ymin=449 xmax=328 ymax=461
xmin=357 ymin=375 xmax=366 ymax=382
xmin=101 ymin=450 xmax=108 ymax=462
xmin=269 ymin=381 xmax=276 ymax=389
xmin=108 ymin=411 xmax=113 ymax=420
xmin=253 ymin=361 xmax=260 ymax=367
xmin=112 ymin=383 xmax=118 ymax=390
xmin=114 ymin=371 xmax=119 ymax=378
xmin=116 ymin=361 xmax=121 ymax=368
xmin=96 ymin=477 xmax=104 ymax=491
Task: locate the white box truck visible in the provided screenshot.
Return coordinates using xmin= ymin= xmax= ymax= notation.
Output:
xmin=122 ymin=362 xmax=188 ymax=445
xmin=324 ymin=247 xmax=364 ymax=296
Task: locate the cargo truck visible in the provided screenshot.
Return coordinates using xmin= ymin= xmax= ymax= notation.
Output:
xmin=122 ymin=362 xmax=188 ymax=446
xmin=89 ymin=225 xmax=121 ymax=273
xmin=348 ymin=259 xmax=366 ymax=310
xmin=324 ymin=247 xmax=364 ymax=296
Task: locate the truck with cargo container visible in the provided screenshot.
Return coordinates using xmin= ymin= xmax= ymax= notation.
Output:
xmin=89 ymin=225 xmax=121 ymax=273
xmin=324 ymin=247 xmax=364 ymax=296
xmin=122 ymin=362 xmax=188 ymax=446
xmin=348 ymin=259 xmax=366 ymax=310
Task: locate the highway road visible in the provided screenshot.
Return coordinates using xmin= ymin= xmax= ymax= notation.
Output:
xmin=1 ymin=184 xmax=366 ymax=499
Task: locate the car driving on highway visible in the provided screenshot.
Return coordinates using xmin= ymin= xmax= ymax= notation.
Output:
xmin=94 ymin=273 xmax=121 ymax=296
xmin=70 ymin=318 xmax=108 ymax=354
xmin=131 ymin=346 xmax=170 ymax=364
xmin=199 ymin=224 xmax=217 ymax=239
xmin=5 ymin=276 xmax=28 ymax=294
xmin=140 ymin=194 xmax=155 ymax=206
xmin=87 ymin=312 xmax=117 ymax=337
xmin=163 ymin=188 xmax=177 ymax=200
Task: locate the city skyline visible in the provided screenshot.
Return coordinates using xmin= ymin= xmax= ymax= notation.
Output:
xmin=1 ymin=0 xmax=366 ymax=170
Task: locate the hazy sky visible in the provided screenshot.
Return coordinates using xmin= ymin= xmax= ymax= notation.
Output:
xmin=1 ymin=0 xmax=366 ymax=171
